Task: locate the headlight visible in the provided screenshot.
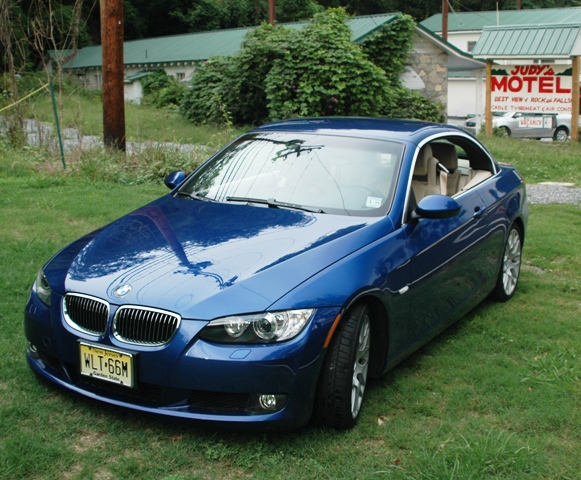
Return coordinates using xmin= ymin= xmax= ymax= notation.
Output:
xmin=199 ymin=309 xmax=315 ymax=344
xmin=34 ymin=269 xmax=52 ymax=306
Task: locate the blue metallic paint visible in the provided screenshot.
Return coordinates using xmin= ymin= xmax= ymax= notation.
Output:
xmin=24 ymin=117 xmax=528 ymax=429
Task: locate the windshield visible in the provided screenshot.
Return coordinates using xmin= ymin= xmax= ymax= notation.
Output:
xmin=179 ymin=132 xmax=403 ymax=216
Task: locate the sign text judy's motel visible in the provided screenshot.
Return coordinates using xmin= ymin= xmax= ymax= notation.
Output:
xmin=491 ymin=65 xmax=574 ymax=113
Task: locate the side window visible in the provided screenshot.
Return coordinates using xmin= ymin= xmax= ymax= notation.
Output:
xmin=432 ymin=137 xmax=496 ymax=195
xmin=408 ymin=136 xmax=497 ymax=218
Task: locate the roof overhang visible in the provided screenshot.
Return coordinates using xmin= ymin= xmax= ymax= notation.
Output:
xmin=415 ymin=24 xmax=486 ymax=71
xmin=473 ymin=23 xmax=581 ymax=60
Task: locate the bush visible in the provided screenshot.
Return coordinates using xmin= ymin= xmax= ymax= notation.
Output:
xmin=361 ymin=14 xmax=416 ymax=86
xmin=384 ymin=88 xmax=445 ymax=123
xmin=179 ymin=57 xmax=239 ymax=124
xmin=141 ymin=70 xmax=187 ymax=109
xmin=265 ymin=9 xmax=390 ymax=120
xmin=180 ymin=8 xmax=445 ymax=126
xmin=229 ymin=24 xmax=290 ymax=125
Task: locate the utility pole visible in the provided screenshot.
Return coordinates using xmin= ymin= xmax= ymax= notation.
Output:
xmin=269 ymin=0 xmax=275 ymax=25
xmin=442 ymin=0 xmax=448 ymax=41
xmin=100 ymin=0 xmax=126 ymax=151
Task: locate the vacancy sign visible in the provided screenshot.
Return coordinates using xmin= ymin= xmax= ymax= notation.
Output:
xmin=491 ymin=65 xmax=573 ymax=113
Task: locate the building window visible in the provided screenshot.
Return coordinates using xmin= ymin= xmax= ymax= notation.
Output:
xmin=467 ymin=41 xmax=477 ymax=53
xmin=176 ymin=72 xmax=185 ymax=81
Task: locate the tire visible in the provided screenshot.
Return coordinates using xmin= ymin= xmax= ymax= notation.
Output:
xmin=553 ymin=127 xmax=569 ymax=142
xmin=314 ymin=304 xmax=371 ymax=430
xmin=500 ymin=126 xmax=511 ymax=137
xmin=491 ymin=224 xmax=523 ymax=302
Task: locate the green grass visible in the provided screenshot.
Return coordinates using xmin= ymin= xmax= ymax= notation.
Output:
xmin=1 ymin=94 xmax=581 ymax=479
xmin=481 ymin=136 xmax=581 ymax=186
xmin=8 ymin=87 xmax=581 ymax=185
xmin=1 ymin=169 xmax=579 ymax=478
xmin=25 ymin=89 xmax=246 ymax=146
xmin=5 ymin=90 xmax=246 ymax=186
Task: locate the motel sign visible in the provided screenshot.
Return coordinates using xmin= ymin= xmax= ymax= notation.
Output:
xmin=491 ymin=65 xmax=574 ymax=113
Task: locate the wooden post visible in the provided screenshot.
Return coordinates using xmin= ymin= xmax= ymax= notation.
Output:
xmin=571 ymin=56 xmax=580 ymax=143
xmin=442 ymin=0 xmax=448 ymax=41
xmin=269 ymin=0 xmax=275 ymax=26
xmin=485 ymin=60 xmax=493 ymax=136
xmin=101 ymin=0 xmax=126 ymax=151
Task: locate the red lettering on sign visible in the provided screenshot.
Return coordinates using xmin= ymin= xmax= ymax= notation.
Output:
xmin=508 ymin=77 xmax=523 ymax=92
xmin=492 ymin=76 xmax=508 ymax=92
xmin=539 ymin=77 xmax=553 ymax=93
xmin=556 ymin=76 xmax=571 ymax=94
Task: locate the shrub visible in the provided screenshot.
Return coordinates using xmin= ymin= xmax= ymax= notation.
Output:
xmin=180 ymin=8 xmax=445 ymax=126
xmin=361 ymin=14 xmax=416 ymax=86
xmin=229 ymin=24 xmax=291 ymax=125
xmin=179 ymin=57 xmax=238 ymax=124
xmin=141 ymin=69 xmax=187 ymax=109
xmin=384 ymin=88 xmax=445 ymax=123
xmin=265 ymin=8 xmax=390 ymax=120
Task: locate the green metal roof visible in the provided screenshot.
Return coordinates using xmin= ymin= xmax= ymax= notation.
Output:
xmin=421 ymin=7 xmax=581 ymax=33
xmin=124 ymin=70 xmax=151 ymax=83
xmin=63 ymin=14 xmax=400 ymax=70
xmin=473 ymin=24 xmax=581 ymax=59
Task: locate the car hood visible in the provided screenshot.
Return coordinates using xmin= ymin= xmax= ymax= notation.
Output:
xmin=45 ymin=195 xmax=391 ymax=319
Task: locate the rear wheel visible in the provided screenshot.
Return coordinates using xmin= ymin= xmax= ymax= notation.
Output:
xmin=491 ymin=225 xmax=522 ymax=302
xmin=554 ymin=127 xmax=569 ymax=142
xmin=314 ymin=304 xmax=371 ymax=429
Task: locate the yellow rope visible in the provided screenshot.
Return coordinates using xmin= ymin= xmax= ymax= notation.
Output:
xmin=0 ymin=83 xmax=50 ymax=113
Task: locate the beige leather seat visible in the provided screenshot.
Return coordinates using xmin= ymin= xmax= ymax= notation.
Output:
xmin=430 ymin=143 xmax=461 ymax=196
xmin=412 ymin=145 xmax=439 ymax=201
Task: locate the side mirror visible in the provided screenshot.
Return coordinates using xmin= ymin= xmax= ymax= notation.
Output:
xmin=164 ymin=171 xmax=186 ymax=190
xmin=412 ymin=195 xmax=461 ymax=220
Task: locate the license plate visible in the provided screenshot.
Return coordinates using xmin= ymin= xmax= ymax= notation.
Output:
xmin=79 ymin=342 xmax=134 ymax=387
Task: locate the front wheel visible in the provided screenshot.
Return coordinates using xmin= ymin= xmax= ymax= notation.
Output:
xmin=500 ymin=126 xmax=511 ymax=137
xmin=491 ymin=225 xmax=523 ymax=302
xmin=314 ymin=304 xmax=371 ymax=429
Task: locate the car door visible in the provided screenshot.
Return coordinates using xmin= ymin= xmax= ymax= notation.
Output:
xmin=511 ymin=113 xmax=527 ymax=138
xmin=402 ymin=136 xmax=501 ymax=346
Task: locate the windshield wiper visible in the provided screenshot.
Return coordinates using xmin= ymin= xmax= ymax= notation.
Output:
xmin=225 ymin=196 xmax=325 ymax=214
xmin=176 ymin=191 xmax=214 ymax=202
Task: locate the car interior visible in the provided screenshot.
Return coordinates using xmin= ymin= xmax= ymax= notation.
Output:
xmin=411 ymin=137 xmax=494 ymax=203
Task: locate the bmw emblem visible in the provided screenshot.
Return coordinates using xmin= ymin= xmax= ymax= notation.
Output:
xmin=114 ymin=284 xmax=132 ymax=298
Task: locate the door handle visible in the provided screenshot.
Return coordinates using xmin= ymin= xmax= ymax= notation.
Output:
xmin=473 ymin=206 xmax=485 ymax=218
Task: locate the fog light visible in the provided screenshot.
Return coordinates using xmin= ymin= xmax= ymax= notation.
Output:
xmin=245 ymin=393 xmax=287 ymax=414
xmin=28 ymin=342 xmax=40 ymax=360
xmin=259 ymin=394 xmax=277 ymax=411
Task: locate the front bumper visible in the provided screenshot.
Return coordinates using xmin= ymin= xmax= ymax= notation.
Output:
xmin=24 ymin=292 xmax=339 ymax=429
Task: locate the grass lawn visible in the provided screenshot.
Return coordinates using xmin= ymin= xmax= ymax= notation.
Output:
xmin=1 ymin=173 xmax=580 ymax=479
xmin=1 ymin=95 xmax=580 ymax=478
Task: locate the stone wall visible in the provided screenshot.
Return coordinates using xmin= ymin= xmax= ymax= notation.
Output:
xmin=410 ymin=35 xmax=448 ymax=110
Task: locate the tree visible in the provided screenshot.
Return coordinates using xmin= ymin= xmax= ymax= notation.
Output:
xmin=170 ymin=0 xmax=322 ymax=32
xmin=276 ymin=0 xmax=323 ymax=22
xmin=0 ymin=0 xmax=29 ymax=145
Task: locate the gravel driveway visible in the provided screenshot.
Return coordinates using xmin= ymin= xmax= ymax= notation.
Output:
xmin=526 ymin=182 xmax=581 ymax=205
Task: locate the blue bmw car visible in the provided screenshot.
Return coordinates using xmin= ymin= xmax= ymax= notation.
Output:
xmin=25 ymin=117 xmax=528 ymax=430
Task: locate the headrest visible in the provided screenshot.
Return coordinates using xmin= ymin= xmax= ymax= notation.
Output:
xmin=430 ymin=143 xmax=458 ymax=171
xmin=414 ymin=144 xmax=433 ymax=176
